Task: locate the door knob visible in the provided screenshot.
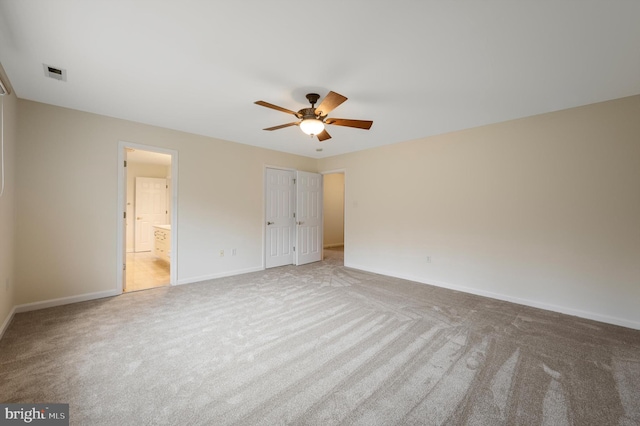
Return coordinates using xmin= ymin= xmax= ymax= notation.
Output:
xmin=267 ymin=221 xmax=274 ymax=225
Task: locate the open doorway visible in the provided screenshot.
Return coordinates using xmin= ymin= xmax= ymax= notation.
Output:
xmin=322 ymin=171 xmax=345 ymax=266
xmin=117 ymin=142 xmax=178 ymax=293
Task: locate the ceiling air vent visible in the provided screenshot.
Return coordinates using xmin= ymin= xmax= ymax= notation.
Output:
xmin=43 ymin=64 xmax=67 ymax=81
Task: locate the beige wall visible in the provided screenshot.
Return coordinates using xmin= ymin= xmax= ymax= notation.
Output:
xmin=15 ymin=100 xmax=316 ymax=304
xmin=319 ymin=95 xmax=640 ymax=329
xmin=0 ymin=78 xmax=17 ymax=336
xmin=323 ymin=173 xmax=344 ymax=247
xmin=3 ymin=94 xmax=639 ymax=332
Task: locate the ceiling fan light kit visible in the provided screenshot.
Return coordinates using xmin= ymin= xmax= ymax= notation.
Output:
xmin=299 ymin=118 xmax=324 ymax=136
xmin=255 ymin=91 xmax=373 ymax=142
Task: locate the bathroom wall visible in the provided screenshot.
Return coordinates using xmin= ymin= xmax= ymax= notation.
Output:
xmin=323 ymin=173 xmax=344 ymax=248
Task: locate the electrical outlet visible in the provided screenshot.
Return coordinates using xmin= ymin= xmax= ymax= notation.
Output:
xmin=219 ymin=250 xmax=224 ymax=257
xmin=426 ymin=256 xmax=432 ymax=263
xmin=232 ymin=248 xmax=237 ymax=256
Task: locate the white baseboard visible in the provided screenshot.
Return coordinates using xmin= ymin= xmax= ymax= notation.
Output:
xmin=1 ymin=289 xmax=120 ymax=342
xmin=0 ymin=306 xmax=17 ymax=341
xmin=346 ymin=263 xmax=640 ymax=331
xmin=4 ymin=263 xmax=636 ymax=341
xmin=14 ymin=289 xmax=120 ymax=314
xmin=2 ymin=266 xmax=264 ymax=338
xmin=176 ymin=266 xmax=264 ymax=286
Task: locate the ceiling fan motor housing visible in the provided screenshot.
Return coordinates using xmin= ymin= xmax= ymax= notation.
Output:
xmin=299 ymin=107 xmax=319 ymax=120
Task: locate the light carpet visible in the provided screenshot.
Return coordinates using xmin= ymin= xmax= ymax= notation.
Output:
xmin=1 ymin=249 xmax=639 ymax=425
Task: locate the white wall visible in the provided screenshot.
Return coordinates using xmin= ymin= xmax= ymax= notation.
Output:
xmin=125 ymin=161 xmax=170 ymax=252
xmin=319 ymin=95 xmax=640 ymax=329
xmin=15 ymin=100 xmax=317 ymax=305
xmin=0 ymin=69 xmax=17 ymax=336
xmin=323 ymin=173 xmax=344 ymax=248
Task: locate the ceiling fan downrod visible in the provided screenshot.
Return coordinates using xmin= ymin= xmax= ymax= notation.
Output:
xmin=305 ymin=93 xmax=320 ymax=109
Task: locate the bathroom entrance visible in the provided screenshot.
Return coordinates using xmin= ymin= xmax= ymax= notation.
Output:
xmin=117 ymin=142 xmax=178 ymax=293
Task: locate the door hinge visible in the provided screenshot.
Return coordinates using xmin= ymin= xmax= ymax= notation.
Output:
xmin=123 ymin=263 xmax=126 ymax=271
xmin=123 ymin=211 xmax=126 ymax=219
xmin=293 ymin=246 xmax=295 ymax=252
xmin=293 ymin=212 xmax=296 ymax=218
xmin=166 ymin=185 xmax=168 ymax=189
xmin=293 ymin=178 xmax=296 ymax=184
xmin=124 ymin=160 xmax=127 ymax=167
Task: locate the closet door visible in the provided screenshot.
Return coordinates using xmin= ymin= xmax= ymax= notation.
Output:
xmin=265 ymin=168 xmax=296 ymax=268
xmin=295 ymin=171 xmax=323 ymax=265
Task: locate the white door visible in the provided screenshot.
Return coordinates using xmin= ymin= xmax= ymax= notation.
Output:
xmin=296 ymin=171 xmax=323 ymax=265
xmin=135 ymin=177 xmax=168 ymax=252
xmin=265 ymin=169 xmax=296 ymax=268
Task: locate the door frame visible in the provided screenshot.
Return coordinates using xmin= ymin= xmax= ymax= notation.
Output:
xmin=117 ymin=141 xmax=179 ymax=293
xmin=320 ymin=168 xmax=347 ymax=261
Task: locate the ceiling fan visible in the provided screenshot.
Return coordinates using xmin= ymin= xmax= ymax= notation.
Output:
xmin=254 ymin=91 xmax=373 ymax=141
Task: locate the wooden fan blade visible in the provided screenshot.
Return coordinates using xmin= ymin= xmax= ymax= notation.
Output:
xmin=263 ymin=122 xmax=299 ymax=131
xmin=325 ymin=118 xmax=373 ymax=130
xmin=317 ymin=129 xmax=331 ymax=141
xmin=315 ymin=91 xmax=348 ymax=117
xmin=255 ymin=101 xmax=301 ymax=118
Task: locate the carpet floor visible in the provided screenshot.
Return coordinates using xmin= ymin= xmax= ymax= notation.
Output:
xmin=1 ymin=249 xmax=639 ymax=425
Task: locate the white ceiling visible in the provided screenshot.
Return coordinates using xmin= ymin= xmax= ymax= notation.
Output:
xmin=1 ymin=1 xmax=639 ymax=159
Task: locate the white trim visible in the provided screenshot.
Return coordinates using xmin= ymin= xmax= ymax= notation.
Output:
xmin=14 ymin=289 xmax=120 ymax=314
xmin=176 ymin=266 xmax=264 ymax=286
xmin=0 ymin=306 xmax=17 ymax=341
xmin=346 ymin=263 xmax=640 ymax=331
xmin=1 ymin=264 xmax=261 ymax=340
xmin=117 ymin=141 xmax=179 ymax=293
xmin=263 ymin=164 xmax=297 ymax=172
xmin=117 ymin=143 xmax=126 ymax=294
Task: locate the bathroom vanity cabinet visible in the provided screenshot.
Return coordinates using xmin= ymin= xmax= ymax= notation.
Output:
xmin=153 ymin=225 xmax=171 ymax=263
